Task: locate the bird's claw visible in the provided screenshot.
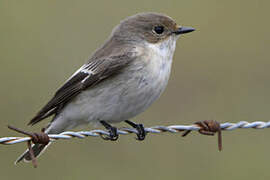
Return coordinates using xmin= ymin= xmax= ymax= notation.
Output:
xmin=100 ymin=121 xmax=119 ymax=141
xmin=134 ymin=124 xmax=146 ymax=141
xmin=101 ymin=126 xmax=119 ymax=141
xmin=125 ymin=120 xmax=146 ymax=141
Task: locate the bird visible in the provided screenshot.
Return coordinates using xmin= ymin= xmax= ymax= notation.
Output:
xmin=15 ymin=12 xmax=195 ymax=164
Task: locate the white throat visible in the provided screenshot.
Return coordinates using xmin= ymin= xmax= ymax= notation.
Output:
xmin=143 ymin=35 xmax=177 ymax=87
xmin=146 ymin=36 xmax=177 ymax=63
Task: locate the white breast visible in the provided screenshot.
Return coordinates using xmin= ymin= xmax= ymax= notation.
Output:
xmin=139 ymin=36 xmax=176 ymax=108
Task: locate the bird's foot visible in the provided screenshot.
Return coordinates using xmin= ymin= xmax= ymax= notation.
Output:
xmin=100 ymin=121 xmax=118 ymax=141
xmin=125 ymin=120 xmax=146 ymax=141
xmin=182 ymin=120 xmax=222 ymax=151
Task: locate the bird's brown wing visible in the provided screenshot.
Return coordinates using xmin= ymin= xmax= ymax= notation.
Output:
xmin=28 ymin=51 xmax=135 ymax=125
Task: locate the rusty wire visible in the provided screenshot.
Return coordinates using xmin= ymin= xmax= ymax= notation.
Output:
xmin=1 ymin=121 xmax=269 ymax=145
xmin=1 ymin=120 xmax=269 ymax=168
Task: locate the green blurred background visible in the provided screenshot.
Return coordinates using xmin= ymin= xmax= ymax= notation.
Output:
xmin=1 ymin=0 xmax=270 ymax=179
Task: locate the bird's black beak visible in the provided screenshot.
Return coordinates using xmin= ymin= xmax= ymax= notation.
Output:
xmin=173 ymin=26 xmax=195 ymax=35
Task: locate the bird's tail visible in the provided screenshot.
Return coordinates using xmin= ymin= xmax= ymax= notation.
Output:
xmin=15 ymin=142 xmax=51 ymax=165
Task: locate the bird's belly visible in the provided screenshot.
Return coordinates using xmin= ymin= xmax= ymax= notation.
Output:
xmin=61 ymin=58 xmax=172 ymax=126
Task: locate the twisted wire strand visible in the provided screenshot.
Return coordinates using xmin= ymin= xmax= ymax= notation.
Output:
xmin=1 ymin=121 xmax=269 ymax=145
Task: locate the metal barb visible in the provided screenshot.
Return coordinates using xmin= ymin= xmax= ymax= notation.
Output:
xmin=182 ymin=120 xmax=222 ymax=151
xmin=27 ymin=141 xmax=37 ymax=168
xmin=8 ymin=125 xmax=50 ymax=145
xmin=7 ymin=125 xmax=50 ymax=167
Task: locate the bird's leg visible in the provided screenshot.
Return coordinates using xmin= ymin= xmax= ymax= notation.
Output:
xmin=100 ymin=121 xmax=118 ymax=141
xmin=125 ymin=120 xmax=146 ymax=141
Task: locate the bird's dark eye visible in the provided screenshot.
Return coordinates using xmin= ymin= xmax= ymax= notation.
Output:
xmin=153 ymin=26 xmax=164 ymax=34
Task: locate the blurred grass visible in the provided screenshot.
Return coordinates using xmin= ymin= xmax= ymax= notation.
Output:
xmin=1 ymin=0 xmax=270 ymax=179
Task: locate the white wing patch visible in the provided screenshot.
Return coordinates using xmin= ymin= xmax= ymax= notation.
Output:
xmin=64 ymin=65 xmax=86 ymax=83
xmin=64 ymin=64 xmax=95 ymax=84
xmin=81 ymin=68 xmax=94 ymax=75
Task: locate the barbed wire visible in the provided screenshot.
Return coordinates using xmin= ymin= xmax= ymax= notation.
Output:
xmin=1 ymin=121 xmax=269 ymax=145
xmin=1 ymin=120 xmax=270 ymax=168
